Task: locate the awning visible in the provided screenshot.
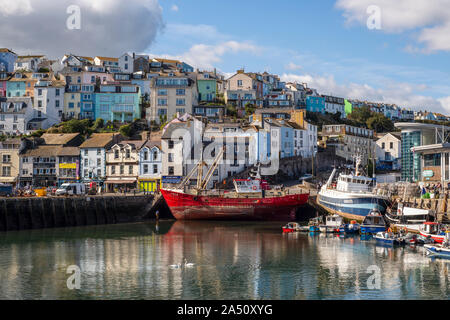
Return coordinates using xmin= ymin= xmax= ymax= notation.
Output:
xmin=105 ymin=180 xmax=137 ymax=184
xmin=0 ymin=177 xmax=17 ymax=183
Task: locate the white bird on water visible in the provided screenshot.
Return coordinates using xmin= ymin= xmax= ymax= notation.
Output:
xmin=169 ymin=263 xmax=182 ymax=269
xmin=184 ymin=259 xmax=195 ymax=268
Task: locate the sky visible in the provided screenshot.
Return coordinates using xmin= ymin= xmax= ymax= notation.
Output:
xmin=1 ymin=0 xmax=450 ymax=114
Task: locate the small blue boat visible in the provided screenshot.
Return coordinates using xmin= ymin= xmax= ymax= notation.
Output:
xmin=339 ymin=221 xmax=361 ymax=234
xmin=374 ymin=232 xmax=404 ymax=246
xmin=360 ymin=209 xmax=387 ymax=234
xmin=309 ymin=226 xmax=320 ymax=233
xmin=425 ymin=244 xmax=450 ymax=258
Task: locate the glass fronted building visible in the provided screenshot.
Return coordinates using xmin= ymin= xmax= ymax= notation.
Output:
xmin=396 ymin=123 xmax=450 ymax=183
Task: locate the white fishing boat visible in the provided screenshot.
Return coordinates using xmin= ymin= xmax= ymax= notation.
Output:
xmin=319 ymin=214 xmax=343 ymax=233
xmin=385 ymin=203 xmax=436 ymax=233
xmin=317 ymin=156 xmax=390 ymax=222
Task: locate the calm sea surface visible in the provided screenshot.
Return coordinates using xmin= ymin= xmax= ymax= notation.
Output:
xmin=0 ymin=221 xmax=449 ymax=300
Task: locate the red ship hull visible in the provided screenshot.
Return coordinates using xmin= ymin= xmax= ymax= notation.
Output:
xmin=160 ymin=189 xmax=310 ymax=221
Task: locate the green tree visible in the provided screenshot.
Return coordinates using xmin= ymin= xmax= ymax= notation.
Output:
xmin=245 ymin=103 xmax=256 ymax=116
xmin=366 ymin=113 xmax=394 ymax=132
xmin=226 ymin=104 xmax=237 ymax=118
xmin=119 ymin=124 xmax=133 ymax=137
xmin=348 ymin=106 xmax=372 ymax=124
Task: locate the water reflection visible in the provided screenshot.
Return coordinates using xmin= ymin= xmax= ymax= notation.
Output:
xmin=0 ymin=221 xmax=449 ymax=300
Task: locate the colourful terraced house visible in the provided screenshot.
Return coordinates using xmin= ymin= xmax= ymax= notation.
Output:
xmin=94 ymin=83 xmax=140 ymax=123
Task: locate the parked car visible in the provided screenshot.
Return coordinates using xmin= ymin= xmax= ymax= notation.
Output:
xmin=56 ymin=183 xmax=86 ymax=196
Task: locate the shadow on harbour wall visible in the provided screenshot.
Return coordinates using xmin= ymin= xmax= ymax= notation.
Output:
xmin=0 ymin=195 xmax=174 ymax=232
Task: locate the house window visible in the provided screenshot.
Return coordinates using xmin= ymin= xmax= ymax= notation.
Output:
xmin=168 ymin=153 xmax=174 ymax=162
xmin=128 ymin=165 xmax=133 ymax=174
xmin=168 ymin=140 xmax=174 ymax=149
xmin=176 ymin=99 xmax=185 ymax=106
xmin=97 ymin=158 xmax=101 ymax=166
xmin=111 ymin=166 xmax=116 ymax=175
xmin=120 ymin=165 xmax=124 ymax=174
xmin=143 ymin=164 xmax=148 ymax=174
xmin=97 ymin=148 xmax=101 ymax=155
xmin=168 ymin=166 xmax=174 ymax=175
xmin=125 ymin=149 xmax=130 ymax=159
xmin=114 ymin=150 xmax=119 ymax=159
xmin=390 ymin=142 xmax=393 ymax=149
xmin=2 ymin=155 xmax=10 ymax=163
xmin=382 ymin=143 xmax=385 ymax=149
xmin=176 ymin=89 xmax=185 ymax=95
xmin=2 ymin=166 xmax=10 ymax=177
xmin=153 ymin=164 xmax=158 ymax=174
xmin=84 ymin=159 xmax=88 ymax=166
xmin=237 ymin=80 xmax=243 ymax=87
xmin=143 ymin=150 xmax=148 ymax=161
xmin=97 ymin=169 xmax=101 ymax=177
xmin=153 ymin=151 xmax=158 ymax=160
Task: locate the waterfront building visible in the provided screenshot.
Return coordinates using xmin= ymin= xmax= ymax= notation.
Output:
xmin=0 ymin=138 xmax=26 ymax=186
xmin=20 ymin=133 xmax=83 ymax=187
xmin=105 ymin=140 xmax=145 ymax=192
xmin=56 ymin=146 xmax=80 ymax=186
xmin=395 ymin=122 xmax=450 ymax=183
xmin=79 ymin=133 xmax=122 ymax=185
xmin=321 ymin=124 xmax=375 ymax=165
xmin=375 ymin=133 xmax=401 ymax=171
xmin=146 ymin=72 xmax=198 ymax=124
xmin=94 ymin=82 xmax=140 ymax=122
xmin=0 ymin=49 xmax=17 ymax=73
xmin=138 ymin=140 xmax=162 ymax=192
xmin=14 ymin=55 xmax=46 ymax=72
xmin=161 ymin=116 xmax=204 ymax=183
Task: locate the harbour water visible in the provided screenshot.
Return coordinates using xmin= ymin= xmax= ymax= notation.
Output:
xmin=0 ymin=221 xmax=449 ymax=300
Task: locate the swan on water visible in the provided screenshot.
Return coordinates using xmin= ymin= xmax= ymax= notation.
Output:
xmin=184 ymin=259 xmax=195 ymax=268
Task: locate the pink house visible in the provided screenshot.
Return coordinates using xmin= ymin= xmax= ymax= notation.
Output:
xmin=0 ymin=72 xmax=8 ymax=97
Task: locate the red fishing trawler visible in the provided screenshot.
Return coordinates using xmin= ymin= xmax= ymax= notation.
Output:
xmin=160 ymin=148 xmax=309 ymax=221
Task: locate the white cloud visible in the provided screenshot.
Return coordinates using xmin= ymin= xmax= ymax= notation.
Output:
xmin=171 ymin=4 xmax=178 ymax=12
xmin=0 ymin=0 xmax=33 ymax=16
xmin=282 ymin=72 xmax=448 ymax=113
xmin=335 ymin=0 xmax=450 ymax=52
xmin=285 ymin=62 xmax=302 ymax=71
xmin=0 ymin=0 xmax=164 ymax=57
xmin=153 ymin=41 xmax=263 ymax=69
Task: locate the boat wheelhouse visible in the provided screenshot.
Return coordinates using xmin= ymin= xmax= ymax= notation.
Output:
xmin=318 ymin=156 xmax=390 ymax=222
xmin=385 ymin=203 xmax=435 ymax=233
xmin=360 ymin=209 xmax=387 ymax=234
xmin=419 ymin=222 xmax=447 ymax=244
xmin=319 ymin=214 xmax=343 ymax=233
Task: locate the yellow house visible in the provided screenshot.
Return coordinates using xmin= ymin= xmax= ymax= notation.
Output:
xmin=0 ymin=138 xmax=24 ymax=186
xmin=64 ymin=91 xmax=81 ymax=119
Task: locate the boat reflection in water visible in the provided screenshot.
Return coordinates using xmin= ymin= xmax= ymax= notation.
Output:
xmin=0 ymin=221 xmax=450 ymax=299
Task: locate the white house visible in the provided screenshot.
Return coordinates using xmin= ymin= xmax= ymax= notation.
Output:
xmin=138 ymin=140 xmax=162 ymax=192
xmin=33 ymin=79 xmax=65 ymax=129
xmin=14 ymin=55 xmax=46 ymax=72
xmin=376 ymin=133 xmax=401 ymax=170
xmin=119 ymin=53 xmax=134 ymax=73
xmin=79 ymin=133 xmax=122 ymax=183
xmin=0 ymin=96 xmax=34 ymax=135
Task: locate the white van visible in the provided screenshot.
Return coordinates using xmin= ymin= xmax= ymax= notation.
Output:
xmin=56 ymin=183 xmax=86 ymax=196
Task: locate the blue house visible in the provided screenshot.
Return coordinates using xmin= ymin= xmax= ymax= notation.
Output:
xmin=94 ymin=84 xmax=140 ymax=122
xmin=306 ymin=96 xmax=326 ymax=114
xmin=0 ymin=49 xmax=17 ymax=72
xmin=80 ymin=84 xmax=95 ymax=119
